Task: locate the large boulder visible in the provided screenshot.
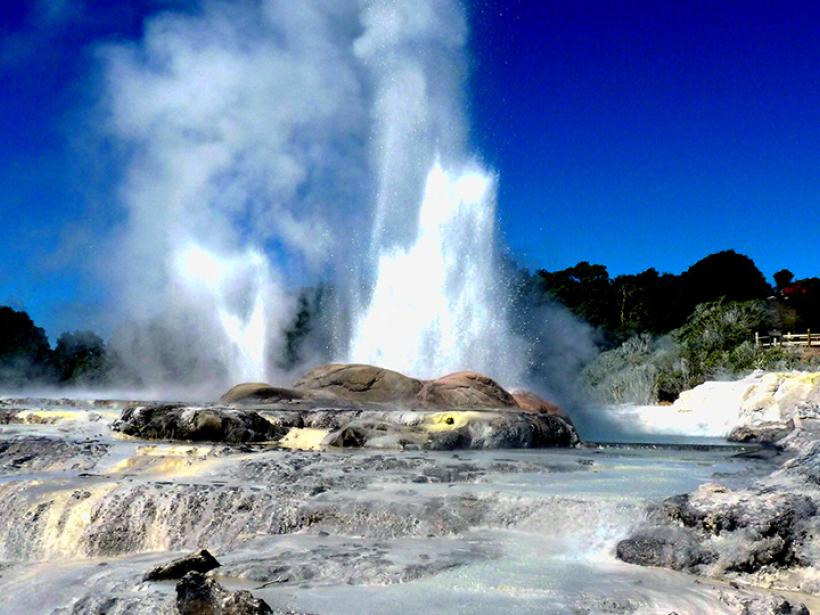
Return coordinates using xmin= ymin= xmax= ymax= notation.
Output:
xmin=417 ymin=371 xmax=517 ymax=409
xmin=113 ymin=405 xmax=286 ymax=443
xmin=176 ymin=571 xmax=272 ymax=615
xmin=292 ymin=364 xmax=423 ymax=404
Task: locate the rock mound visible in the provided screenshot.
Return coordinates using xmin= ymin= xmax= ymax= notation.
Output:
xmin=220 ymin=383 xmax=304 ymax=404
xmin=225 ymin=364 xmax=568 ymax=415
xmin=319 ymin=410 xmax=578 ymax=450
xmin=418 ymin=371 xmax=517 ymax=408
xmin=209 ymin=364 xmax=578 ymax=450
xmin=113 ymin=405 xmax=285 ymax=443
xmin=293 ymin=363 xmax=423 ymax=404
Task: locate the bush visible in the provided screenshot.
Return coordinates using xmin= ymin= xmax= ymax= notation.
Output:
xmin=582 ymin=299 xmax=818 ymax=404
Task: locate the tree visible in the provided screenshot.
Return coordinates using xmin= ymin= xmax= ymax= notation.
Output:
xmin=53 ymin=330 xmax=107 ymax=384
xmin=0 ymin=306 xmax=55 ymax=386
xmin=611 ymin=268 xmax=682 ymax=335
xmin=782 ymin=277 xmax=820 ymax=330
xmin=774 ymin=269 xmax=794 ymax=291
xmin=680 ymin=250 xmax=772 ymax=310
xmin=536 ymin=262 xmax=617 ymax=334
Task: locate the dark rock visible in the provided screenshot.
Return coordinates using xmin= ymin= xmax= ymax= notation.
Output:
xmin=113 ymin=405 xmax=286 ymax=443
xmin=144 ymin=548 xmax=220 ymax=581
xmin=322 ymin=425 xmax=369 ymax=448
xmin=176 ymin=571 xmax=272 ymax=615
xmin=617 ymin=469 xmax=820 ymax=590
xmin=615 ymin=527 xmax=715 ymax=571
xmin=727 ymin=421 xmax=794 ymax=444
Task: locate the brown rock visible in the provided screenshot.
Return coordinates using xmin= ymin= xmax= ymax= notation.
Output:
xmin=219 ymin=383 xmax=305 ymax=404
xmin=292 ymin=364 xmax=423 ymax=404
xmin=418 ymin=371 xmax=517 ymax=409
xmin=510 ymin=390 xmax=572 ymax=423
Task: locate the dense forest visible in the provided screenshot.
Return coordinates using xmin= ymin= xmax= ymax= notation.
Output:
xmin=1 ymin=250 xmax=818 ymax=401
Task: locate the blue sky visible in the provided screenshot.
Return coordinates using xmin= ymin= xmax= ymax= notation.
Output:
xmin=469 ymin=0 xmax=819 ymax=278
xmin=1 ymin=0 xmax=818 ymax=339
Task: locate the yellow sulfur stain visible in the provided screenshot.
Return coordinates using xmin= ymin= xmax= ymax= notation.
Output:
xmin=14 ymin=409 xmax=119 ymax=424
xmin=278 ymin=427 xmax=330 ymax=451
xmin=37 ymin=483 xmax=117 ymax=559
xmin=423 ymin=411 xmax=487 ymax=432
xmin=107 ymin=444 xmax=218 ymax=477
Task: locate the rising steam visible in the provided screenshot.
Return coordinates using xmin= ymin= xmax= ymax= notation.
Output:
xmin=97 ymin=0 xmax=592 ymax=397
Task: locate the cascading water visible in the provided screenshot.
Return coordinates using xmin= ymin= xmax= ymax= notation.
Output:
xmin=349 ymin=160 xmax=516 ymax=381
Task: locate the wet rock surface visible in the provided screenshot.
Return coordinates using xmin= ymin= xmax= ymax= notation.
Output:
xmin=618 ymin=419 xmax=820 ymax=597
xmin=0 ymin=395 xmax=812 ymax=614
xmin=0 ymin=437 xmax=108 ymax=472
xmin=113 ymin=404 xmax=286 ymax=443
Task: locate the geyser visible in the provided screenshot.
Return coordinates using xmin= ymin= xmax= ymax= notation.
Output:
xmin=350 ymin=161 xmax=516 ymax=381
xmin=101 ymin=0 xmax=524 ymax=388
xmin=173 ymin=244 xmax=276 ymax=383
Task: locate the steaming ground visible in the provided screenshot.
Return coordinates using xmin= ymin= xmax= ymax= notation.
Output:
xmin=1 ymin=398 xmax=810 ymax=614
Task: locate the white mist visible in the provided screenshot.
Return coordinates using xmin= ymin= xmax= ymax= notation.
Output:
xmin=350 ymin=161 xmax=516 ymax=381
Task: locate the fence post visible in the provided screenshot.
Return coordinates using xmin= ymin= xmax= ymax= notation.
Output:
xmin=755 ymin=331 xmax=760 ymax=347
xmin=809 ymin=329 xmax=813 ymax=347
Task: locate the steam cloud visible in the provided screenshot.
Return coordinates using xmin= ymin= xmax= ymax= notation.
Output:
xmin=95 ymin=0 xmax=597 ymax=403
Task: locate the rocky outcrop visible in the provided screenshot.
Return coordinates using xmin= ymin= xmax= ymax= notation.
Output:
xmin=666 ymin=371 xmax=820 ymax=438
xmin=214 ymin=364 xmax=578 ymax=450
xmin=319 ymin=410 xmax=578 ymax=450
xmin=228 ymin=364 xmax=567 ymax=413
xmin=176 ymin=571 xmax=272 ymax=615
xmin=144 ymin=548 xmax=220 ymax=581
xmin=113 ymin=405 xmax=286 ymax=443
xmin=617 ymin=423 xmax=820 ymax=595
xmin=206 ymin=364 xmax=579 ymax=450
xmin=292 ymin=364 xmax=423 ymax=404
xmin=728 ymin=420 xmax=795 ymax=444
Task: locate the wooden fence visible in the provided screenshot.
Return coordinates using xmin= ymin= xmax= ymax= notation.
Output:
xmin=755 ymin=330 xmax=818 ymax=348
